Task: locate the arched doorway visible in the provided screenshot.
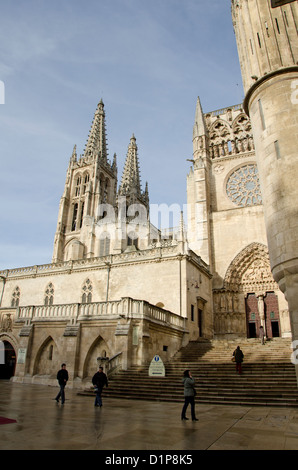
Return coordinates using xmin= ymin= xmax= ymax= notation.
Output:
xmin=223 ymin=243 xmax=281 ymax=338
xmin=83 ymin=336 xmax=110 ymax=378
xmin=0 ymin=341 xmax=16 ymax=379
xmin=245 ymin=293 xmax=260 ymax=338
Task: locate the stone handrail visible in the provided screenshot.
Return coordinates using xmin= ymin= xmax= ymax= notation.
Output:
xmin=14 ymin=297 xmax=186 ymax=331
xmin=106 ymin=352 xmax=123 ymax=377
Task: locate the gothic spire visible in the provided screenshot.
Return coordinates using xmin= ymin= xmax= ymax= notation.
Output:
xmin=83 ymin=99 xmax=108 ymax=160
xmin=193 ymin=96 xmax=208 ymax=139
xmin=119 ymin=134 xmax=142 ymax=198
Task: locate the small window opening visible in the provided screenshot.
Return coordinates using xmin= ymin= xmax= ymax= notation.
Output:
xmin=258 ymin=99 xmax=266 ymax=130
xmin=250 ymin=39 xmax=254 ymax=55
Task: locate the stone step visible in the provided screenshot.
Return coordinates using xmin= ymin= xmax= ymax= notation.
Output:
xmin=79 ymin=338 xmax=298 ymax=407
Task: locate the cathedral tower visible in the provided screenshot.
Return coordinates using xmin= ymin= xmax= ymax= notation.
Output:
xmin=117 ymin=134 xmax=150 ymax=251
xmin=231 ymin=0 xmax=298 ymax=373
xmin=52 ymin=100 xmax=118 ymax=262
xmin=52 ymin=101 xmax=151 ymax=261
xmin=186 ymin=97 xmax=212 ymax=265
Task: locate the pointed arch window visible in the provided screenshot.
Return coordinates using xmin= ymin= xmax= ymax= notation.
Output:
xmin=44 ymin=283 xmax=54 ymax=306
xmin=82 ymin=173 xmax=90 ymax=195
xmin=99 ymin=235 xmax=110 ymax=257
xmin=82 ymin=279 xmax=92 ymax=303
xmin=75 ymin=176 xmax=81 ymax=197
xmin=72 ymin=203 xmax=78 ymax=231
xmin=11 ymin=286 xmax=20 ymax=307
xmin=79 ymin=202 xmax=85 ymax=229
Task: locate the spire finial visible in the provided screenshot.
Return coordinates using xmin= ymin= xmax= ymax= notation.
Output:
xmin=193 ymin=96 xmax=208 ymax=139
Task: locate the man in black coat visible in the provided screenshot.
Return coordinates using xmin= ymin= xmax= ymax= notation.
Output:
xmin=233 ymin=346 xmax=244 ymax=375
xmin=92 ymin=366 xmax=108 ymax=407
xmin=55 ymin=363 xmax=69 ymax=404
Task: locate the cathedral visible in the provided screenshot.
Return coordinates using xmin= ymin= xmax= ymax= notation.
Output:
xmin=0 ymin=0 xmax=297 ymax=388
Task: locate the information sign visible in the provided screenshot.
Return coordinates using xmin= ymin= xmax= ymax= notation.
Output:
xmin=148 ymin=355 xmax=165 ymax=377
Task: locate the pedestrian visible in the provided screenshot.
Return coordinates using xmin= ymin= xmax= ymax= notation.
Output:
xmin=55 ymin=363 xmax=68 ymax=404
xmin=233 ymin=346 xmax=244 ymax=375
xmin=92 ymin=366 xmax=108 ymax=407
xmin=259 ymin=325 xmax=265 ymax=345
xmin=181 ymin=369 xmax=198 ymax=421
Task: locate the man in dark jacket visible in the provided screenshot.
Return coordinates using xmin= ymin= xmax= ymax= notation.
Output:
xmin=233 ymin=346 xmax=244 ymax=375
xmin=92 ymin=366 xmax=108 ymax=407
xmin=55 ymin=363 xmax=69 ymax=404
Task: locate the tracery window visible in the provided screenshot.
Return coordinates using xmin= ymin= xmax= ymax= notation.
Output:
xmin=11 ymin=286 xmax=20 ymax=307
xmin=44 ymin=283 xmax=54 ymax=306
xmin=82 ymin=279 xmax=92 ymax=303
xmin=82 ymin=174 xmax=90 ymax=195
xmin=75 ymin=176 xmax=81 ymax=197
xmin=99 ymin=236 xmax=110 ymax=257
xmin=226 ymin=164 xmax=262 ymax=207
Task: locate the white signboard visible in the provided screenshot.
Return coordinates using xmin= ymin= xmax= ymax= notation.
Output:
xmin=17 ymin=348 xmax=27 ymax=364
xmin=148 ymin=355 xmax=165 ymax=377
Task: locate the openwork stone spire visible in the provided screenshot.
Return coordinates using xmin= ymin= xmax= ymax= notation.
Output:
xmin=119 ymin=134 xmax=141 ymax=196
xmin=118 ymin=134 xmax=149 ymax=208
xmin=83 ymin=99 xmax=108 ymax=160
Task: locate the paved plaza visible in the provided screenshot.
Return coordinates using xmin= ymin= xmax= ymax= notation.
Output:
xmin=1 ymin=380 xmax=298 ymax=452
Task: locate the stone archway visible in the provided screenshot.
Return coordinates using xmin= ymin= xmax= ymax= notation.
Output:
xmin=33 ymin=336 xmax=58 ymax=377
xmin=222 ymin=242 xmax=281 ymax=338
xmin=0 ymin=340 xmax=16 ymax=379
xmin=213 ymin=243 xmax=281 ymax=338
xmin=83 ymin=336 xmax=110 ymax=378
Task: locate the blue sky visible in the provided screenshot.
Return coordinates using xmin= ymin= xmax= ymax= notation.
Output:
xmin=0 ymin=0 xmax=244 ymax=270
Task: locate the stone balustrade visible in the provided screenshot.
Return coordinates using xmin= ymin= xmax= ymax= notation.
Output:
xmin=10 ymin=297 xmax=186 ymax=331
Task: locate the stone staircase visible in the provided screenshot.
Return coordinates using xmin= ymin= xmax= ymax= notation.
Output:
xmin=174 ymin=337 xmax=293 ymax=363
xmin=79 ymin=338 xmax=298 ymax=407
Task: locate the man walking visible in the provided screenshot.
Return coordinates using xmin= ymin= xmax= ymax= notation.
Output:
xmin=233 ymin=346 xmax=244 ymax=375
xmin=55 ymin=363 xmax=69 ymax=404
xmin=92 ymin=366 xmax=108 ymax=407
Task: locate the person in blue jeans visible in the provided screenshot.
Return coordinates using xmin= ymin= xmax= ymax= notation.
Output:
xmin=55 ymin=363 xmax=68 ymax=404
xmin=92 ymin=366 xmax=108 ymax=407
xmin=181 ymin=369 xmax=198 ymax=421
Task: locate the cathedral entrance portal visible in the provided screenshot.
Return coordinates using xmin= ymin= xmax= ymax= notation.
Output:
xmin=0 ymin=341 xmax=16 ymax=379
xmin=245 ymin=292 xmax=280 ymax=339
xmin=245 ymin=293 xmax=260 ymax=338
xmin=264 ymin=292 xmax=280 ymax=338
xmin=222 ymin=243 xmax=283 ymax=339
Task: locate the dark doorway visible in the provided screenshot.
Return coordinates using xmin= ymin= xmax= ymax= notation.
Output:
xmin=198 ymin=308 xmax=203 ymax=337
xmin=248 ymin=322 xmax=256 ymax=338
xmin=0 ymin=341 xmax=16 ymax=379
xmin=245 ymin=293 xmax=259 ymax=338
xmin=264 ymin=292 xmax=280 ymax=338
xmin=271 ymin=321 xmax=280 ymax=337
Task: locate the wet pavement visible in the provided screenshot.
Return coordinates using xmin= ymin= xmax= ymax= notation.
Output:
xmin=1 ymin=380 xmax=298 ymax=452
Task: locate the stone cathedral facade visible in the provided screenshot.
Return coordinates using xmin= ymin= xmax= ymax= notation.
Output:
xmin=0 ymin=1 xmax=294 ymax=387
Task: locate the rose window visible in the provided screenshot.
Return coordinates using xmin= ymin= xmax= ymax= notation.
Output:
xmin=226 ymin=164 xmax=262 ymax=207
